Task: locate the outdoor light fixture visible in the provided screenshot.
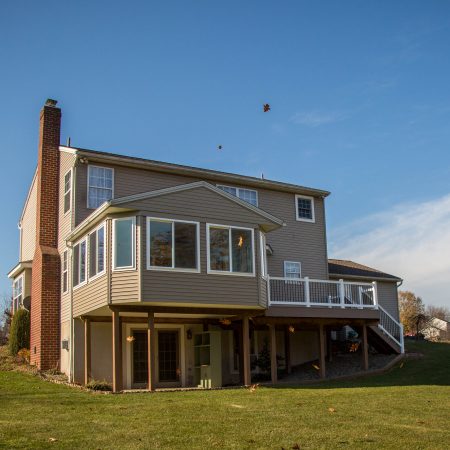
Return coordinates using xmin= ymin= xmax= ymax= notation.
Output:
xmin=126 ymin=335 xmax=135 ymax=343
xmin=186 ymin=329 xmax=193 ymax=340
xmin=288 ymin=325 xmax=295 ymax=333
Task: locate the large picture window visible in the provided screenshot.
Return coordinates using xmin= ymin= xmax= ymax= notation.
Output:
xmin=113 ymin=217 xmax=135 ymax=270
xmin=88 ymin=165 xmax=114 ymax=209
xmin=73 ymin=239 xmax=87 ymax=287
xmin=147 ymin=218 xmax=199 ymax=271
xmin=89 ymin=224 xmax=105 ymax=278
xmin=207 ymin=224 xmax=254 ymax=275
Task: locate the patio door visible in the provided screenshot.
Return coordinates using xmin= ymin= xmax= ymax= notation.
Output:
xmin=157 ymin=330 xmax=180 ymax=384
xmin=132 ymin=330 xmax=148 ymax=386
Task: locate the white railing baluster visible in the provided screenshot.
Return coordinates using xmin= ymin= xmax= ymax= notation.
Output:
xmin=304 ymin=276 xmax=311 ymax=307
xmin=339 ymin=279 xmax=345 ymax=309
xmin=372 ymin=281 xmax=378 ymax=309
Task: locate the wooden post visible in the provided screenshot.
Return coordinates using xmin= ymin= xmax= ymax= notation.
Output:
xmin=284 ymin=326 xmax=291 ymax=374
xmin=242 ymin=316 xmax=251 ymax=386
xmin=361 ymin=323 xmax=369 ymax=371
xmin=327 ymin=329 xmax=333 ymax=363
xmin=147 ymin=312 xmax=156 ymax=391
xmin=112 ymin=310 xmax=122 ymax=392
xmin=84 ymin=318 xmax=91 ymax=385
xmin=269 ymin=324 xmax=278 ymax=384
xmin=318 ymin=323 xmax=326 ymax=379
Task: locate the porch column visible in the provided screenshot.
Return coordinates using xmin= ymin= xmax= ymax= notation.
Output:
xmin=327 ymin=329 xmax=333 ymax=363
xmin=84 ymin=318 xmax=91 ymax=385
xmin=361 ymin=323 xmax=369 ymax=371
xmin=318 ymin=323 xmax=326 ymax=379
xmin=147 ymin=312 xmax=156 ymax=391
xmin=242 ymin=316 xmax=251 ymax=386
xmin=269 ymin=324 xmax=277 ymax=384
xmin=112 ymin=310 xmax=122 ymax=392
xmin=284 ymin=326 xmax=291 ymax=375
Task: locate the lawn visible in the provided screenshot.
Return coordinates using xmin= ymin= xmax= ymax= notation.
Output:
xmin=0 ymin=341 xmax=449 ymax=449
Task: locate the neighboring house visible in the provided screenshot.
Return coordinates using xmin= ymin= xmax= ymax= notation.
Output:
xmin=7 ymin=100 xmax=404 ymax=392
xmin=421 ymin=318 xmax=450 ymax=341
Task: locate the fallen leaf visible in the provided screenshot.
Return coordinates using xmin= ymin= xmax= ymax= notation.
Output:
xmin=249 ymin=383 xmax=259 ymax=392
xmin=230 ymin=404 xmax=244 ymax=409
xmin=417 ymin=420 xmax=425 ymax=425
xmin=312 ymin=364 xmax=320 ymax=371
xmin=399 ymin=362 xmax=404 ymax=368
xmin=49 ymin=438 xmax=57 ymax=443
xmin=292 ymin=444 xmax=301 ymax=449
xmin=328 ymin=407 xmax=336 ymax=413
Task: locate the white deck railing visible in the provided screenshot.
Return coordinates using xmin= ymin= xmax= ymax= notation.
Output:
xmin=378 ymin=305 xmax=405 ymax=353
xmin=267 ymin=276 xmax=378 ymax=309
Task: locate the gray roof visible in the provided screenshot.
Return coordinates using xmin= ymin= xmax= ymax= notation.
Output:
xmin=328 ymin=259 xmax=402 ymax=282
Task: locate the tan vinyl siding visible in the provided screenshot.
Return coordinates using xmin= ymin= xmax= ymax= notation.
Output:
xmin=376 ymin=281 xmax=400 ymax=321
xmin=20 ymin=174 xmax=38 ymax=261
xmin=59 ymin=152 xmax=76 ymax=322
xmin=73 ymin=273 xmax=108 ymax=317
xmin=74 ymin=163 xmax=329 ymax=280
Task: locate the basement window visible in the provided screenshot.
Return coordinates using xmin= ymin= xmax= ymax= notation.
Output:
xmin=73 ymin=239 xmax=87 ymax=288
xmin=88 ymin=165 xmax=114 ymax=209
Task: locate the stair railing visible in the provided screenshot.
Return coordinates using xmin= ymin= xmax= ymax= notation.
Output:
xmin=378 ymin=305 xmax=405 ymax=353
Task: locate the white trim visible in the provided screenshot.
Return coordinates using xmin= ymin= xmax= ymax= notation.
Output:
xmin=206 ymin=223 xmax=256 ymax=277
xmin=295 ymin=194 xmax=315 ymax=223
xmin=146 ymin=217 xmax=200 ymax=273
xmin=88 ymin=222 xmax=106 ymax=281
xmin=63 ymin=168 xmax=73 ymax=216
xmin=112 ymin=216 xmax=136 ymax=271
xmin=62 ymin=250 xmax=69 ymax=294
xmin=216 ymin=184 xmax=259 ymax=207
xmin=283 ymin=261 xmax=302 ymax=278
xmin=87 ymin=164 xmax=115 ymax=210
xmin=12 ymin=273 xmax=24 ymax=312
xmin=260 ymin=231 xmax=267 ymax=278
xmin=72 ymin=237 xmax=88 ymax=289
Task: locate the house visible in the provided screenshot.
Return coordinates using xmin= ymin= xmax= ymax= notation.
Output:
xmin=7 ymin=100 xmax=404 ymax=392
xmin=421 ymin=317 xmax=450 ymax=341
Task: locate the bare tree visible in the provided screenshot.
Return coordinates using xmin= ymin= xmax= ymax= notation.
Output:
xmin=426 ymin=305 xmax=450 ymax=322
xmin=0 ymin=292 xmax=13 ymax=344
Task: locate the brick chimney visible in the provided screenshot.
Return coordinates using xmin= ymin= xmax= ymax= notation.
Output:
xmin=30 ymin=99 xmax=62 ymax=370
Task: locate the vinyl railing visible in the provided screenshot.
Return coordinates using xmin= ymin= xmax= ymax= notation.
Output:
xmin=378 ymin=305 xmax=405 ymax=353
xmin=268 ymin=276 xmax=378 ymax=309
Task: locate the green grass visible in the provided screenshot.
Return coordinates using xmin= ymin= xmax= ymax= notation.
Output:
xmin=0 ymin=341 xmax=449 ymax=449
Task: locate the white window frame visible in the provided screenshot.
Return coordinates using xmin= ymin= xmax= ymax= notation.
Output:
xmin=13 ymin=274 xmax=24 ymax=312
xmin=147 ymin=217 xmax=200 ymax=273
xmin=62 ymin=250 xmax=68 ymax=293
xmin=284 ymin=261 xmax=302 ymax=279
xmin=260 ymin=231 xmax=267 ymax=278
xmin=295 ymin=194 xmax=315 ymax=223
xmin=88 ymin=222 xmax=106 ymax=281
xmin=217 ymin=184 xmax=259 ymax=207
xmin=112 ymin=217 xmax=136 ymax=271
xmin=206 ymin=223 xmax=255 ymax=277
xmin=73 ymin=237 xmax=88 ymax=289
xmin=87 ymin=165 xmax=115 ymax=209
xmin=63 ymin=168 xmax=72 ymax=215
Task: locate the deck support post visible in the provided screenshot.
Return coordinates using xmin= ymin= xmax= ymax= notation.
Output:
xmin=84 ymin=318 xmax=91 ymax=385
xmin=242 ymin=316 xmax=251 ymax=386
xmin=318 ymin=323 xmax=326 ymax=379
xmin=327 ymin=328 xmax=333 ymax=363
xmin=147 ymin=312 xmax=156 ymax=391
xmin=269 ymin=324 xmax=278 ymax=384
xmin=284 ymin=325 xmax=291 ymax=374
xmin=361 ymin=323 xmax=369 ymax=371
xmin=112 ymin=309 xmax=122 ymax=393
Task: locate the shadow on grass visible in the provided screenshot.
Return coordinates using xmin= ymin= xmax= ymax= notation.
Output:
xmin=268 ymin=340 xmax=450 ymax=390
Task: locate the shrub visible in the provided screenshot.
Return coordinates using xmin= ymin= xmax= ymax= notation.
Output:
xmin=86 ymin=379 xmax=112 ymax=391
xmin=8 ymin=309 xmax=30 ymax=356
xmin=17 ymin=348 xmax=30 ymax=363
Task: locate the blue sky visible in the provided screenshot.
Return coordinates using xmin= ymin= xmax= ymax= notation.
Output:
xmin=1 ymin=1 xmax=450 ymax=307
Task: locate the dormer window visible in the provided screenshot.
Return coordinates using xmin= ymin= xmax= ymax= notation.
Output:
xmin=295 ymin=195 xmax=315 ymax=222
xmin=217 ymin=185 xmax=258 ymax=206
xmin=88 ymin=166 xmax=114 ymax=209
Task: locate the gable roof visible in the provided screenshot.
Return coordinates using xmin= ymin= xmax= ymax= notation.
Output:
xmin=60 ymin=145 xmax=330 ymax=198
xmin=66 ymin=181 xmax=285 ymax=242
xmin=328 ymin=259 xmax=402 ymax=282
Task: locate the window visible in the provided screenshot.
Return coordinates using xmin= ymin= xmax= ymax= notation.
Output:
xmin=62 ymin=250 xmax=68 ymax=293
xmin=284 ymin=261 xmax=301 ymax=279
xmin=295 ymin=195 xmax=315 ymax=222
xmin=207 ymin=224 xmax=254 ymax=275
xmin=73 ymin=239 xmax=87 ymax=287
xmin=88 ymin=166 xmax=114 ymax=209
xmin=260 ymin=232 xmax=267 ymax=277
xmin=64 ymin=169 xmax=72 ymax=214
xmin=147 ymin=218 xmax=199 ymax=271
xmin=217 ymin=185 xmax=258 ymax=206
xmin=13 ymin=275 xmax=23 ymax=312
xmin=89 ymin=224 xmax=105 ymax=278
xmin=113 ymin=217 xmax=135 ymax=270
